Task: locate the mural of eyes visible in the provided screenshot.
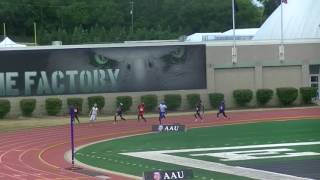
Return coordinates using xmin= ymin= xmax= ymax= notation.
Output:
xmin=90 ymin=53 xmax=119 ymax=69
xmin=148 ymin=61 xmax=153 ymax=68
xmin=160 ymin=46 xmax=186 ymax=71
xmin=127 ymin=64 xmax=131 ymax=70
xmin=172 ymin=47 xmax=185 ymax=58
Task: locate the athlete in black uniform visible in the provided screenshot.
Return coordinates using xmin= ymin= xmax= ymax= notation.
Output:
xmin=114 ymin=103 xmax=126 ymax=123
xmin=194 ymin=100 xmax=204 ymax=121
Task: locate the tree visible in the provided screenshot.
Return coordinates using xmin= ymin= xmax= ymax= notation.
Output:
xmin=0 ymin=0 xmax=263 ymax=44
xmin=257 ymin=0 xmax=281 ymax=22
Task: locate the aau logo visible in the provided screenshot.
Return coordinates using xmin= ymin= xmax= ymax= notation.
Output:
xmin=152 ymin=125 xmax=186 ymax=133
xmin=162 ymin=171 xmax=185 ymax=179
xmin=143 ymin=169 xmax=193 ymax=180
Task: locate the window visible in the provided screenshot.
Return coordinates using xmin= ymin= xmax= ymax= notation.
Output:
xmin=310 ymin=65 xmax=320 ymax=74
xmin=311 ymin=76 xmax=318 ymax=82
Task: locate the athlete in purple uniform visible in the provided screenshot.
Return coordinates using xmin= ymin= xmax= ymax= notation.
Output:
xmin=217 ymin=100 xmax=229 ymax=119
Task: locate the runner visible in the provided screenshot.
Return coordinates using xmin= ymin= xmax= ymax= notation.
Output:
xmin=89 ymin=103 xmax=99 ymax=125
xmin=74 ymin=105 xmax=80 ymax=123
xmin=217 ymin=100 xmax=230 ymax=119
xmin=137 ymin=102 xmax=147 ymax=122
xmin=114 ymin=103 xmax=126 ymax=123
xmin=194 ymin=100 xmax=204 ymax=121
xmin=158 ymin=102 xmax=167 ymax=125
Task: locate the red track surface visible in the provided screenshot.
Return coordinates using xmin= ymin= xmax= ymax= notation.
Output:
xmin=0 ymin=107 xmax=319 ymax=180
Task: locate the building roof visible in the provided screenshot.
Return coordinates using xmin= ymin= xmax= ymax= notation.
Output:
xmin=223 ymin=28 xmax=259 ymax=36
xmin=185 ymin=32 xmax=223 ymax=42
xmin=254 ymin=0 xmax=320 ymax=40
xmin=185 ymin=28 xmax=259 ymax=42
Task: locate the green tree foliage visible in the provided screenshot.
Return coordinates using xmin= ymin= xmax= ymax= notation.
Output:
xmin=0 ymin=0 xmax=263 ymax=44
xmin=257 ymin=0 xmax=280 ymax=22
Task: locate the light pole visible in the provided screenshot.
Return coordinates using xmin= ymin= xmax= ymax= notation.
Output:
xmin=130 ymin=0 xmax=134 ymax=33
xmin=231 ymin=0 xmax=237 ymax=64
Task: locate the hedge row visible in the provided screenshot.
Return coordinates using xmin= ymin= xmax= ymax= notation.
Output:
xmin=0 ymin=100 xmax=10 ymax=118
xmin=20 ymin=99 xmax=36 ymax=117
xmin=231 ymin=87 xmax=316 ymax=107
xmin=233 ymin=89 xmax=253 ymax=107
xmin=0 ymin=87 xmax=317 ymax=118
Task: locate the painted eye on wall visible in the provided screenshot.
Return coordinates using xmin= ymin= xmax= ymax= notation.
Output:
xmin=94 ymin=54 xmax=109 ymax=65
xmin=148 ymin=62 xmax=153 ymax=68
xmin=172 ymin=47 xmax=185 ymax=58
xmin=90 ymin=53 xmax=119 ymax=69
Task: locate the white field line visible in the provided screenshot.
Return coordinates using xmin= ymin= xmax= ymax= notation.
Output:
xmin=121 ymin=141 xmax=320 ymax=180
xmin=124 ymin=141 xmax=320 ymax=154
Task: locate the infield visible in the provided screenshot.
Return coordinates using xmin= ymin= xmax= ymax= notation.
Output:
xmin=75 ymin=119 xmax=320 ymax=179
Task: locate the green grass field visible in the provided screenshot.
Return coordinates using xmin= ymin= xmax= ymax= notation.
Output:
xmin=76 ymin=119 xmax=320 ymax=179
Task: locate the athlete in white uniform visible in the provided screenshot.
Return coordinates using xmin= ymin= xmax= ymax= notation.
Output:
xmin=89 ymin=103 xmax=99 ymax=123
xmin=158 ymin=102 xmax=167 ymax=125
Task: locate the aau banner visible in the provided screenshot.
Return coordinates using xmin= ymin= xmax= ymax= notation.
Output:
xmin=152 ymin=124 xmax=186 ymax=133
xmin=0 ymin=45 xmax=206 ymax=97
xmin=143 ymin=169 xmax=194 ymax=180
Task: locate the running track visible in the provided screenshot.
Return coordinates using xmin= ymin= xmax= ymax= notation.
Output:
xmin=0 ymin=107 xmax=319 ymax=180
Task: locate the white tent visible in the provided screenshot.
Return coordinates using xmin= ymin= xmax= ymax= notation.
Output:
xmin=254 ymin=0 xmax=320 ymax=40
xmin=0 ymin=37 xmax=26 ymax=48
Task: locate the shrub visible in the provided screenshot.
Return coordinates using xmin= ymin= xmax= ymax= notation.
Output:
xmin=164 ymin=94 xmax=182 ymax=110
xmin=256 ymin=89 xmax=274 ymax=106
xmin=209 ymin=93 xmax=224 ymax=108
xmin=67 ymin=98 xmax=83 ymax=113
xmin=233 ymin=89 xmax=253 ymax=106
xmin=116 ymin=96 xmax=133 ymax=112
xmin=0 ymin=99 xmax=10 ymax=118
xmin=45 ymin=98 xmax=62 ymax=116
xmin=141 ymin=94 xmax=158 ymax=112
xmin=20 ymin=99 xmax=36 ymax=116
xmin=276 ymin=87 xmax=298 ymax=106
xmin=88 ymin=96 xmax=105 ymax=110
xmin=186 ymin=94 xmax=201 ymax=109
xmin=300 ymin=87 xmax=317 ymax=104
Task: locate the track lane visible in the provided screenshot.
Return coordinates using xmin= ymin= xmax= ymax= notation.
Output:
xmin=0 ymin=107 xmax=319 ymax=180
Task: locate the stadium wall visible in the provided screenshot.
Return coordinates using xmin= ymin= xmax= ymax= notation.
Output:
xmin=0 ymin=40 xmax=319 ymax=117
xmin=206 ymin=41 xmax=320 ymax=107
